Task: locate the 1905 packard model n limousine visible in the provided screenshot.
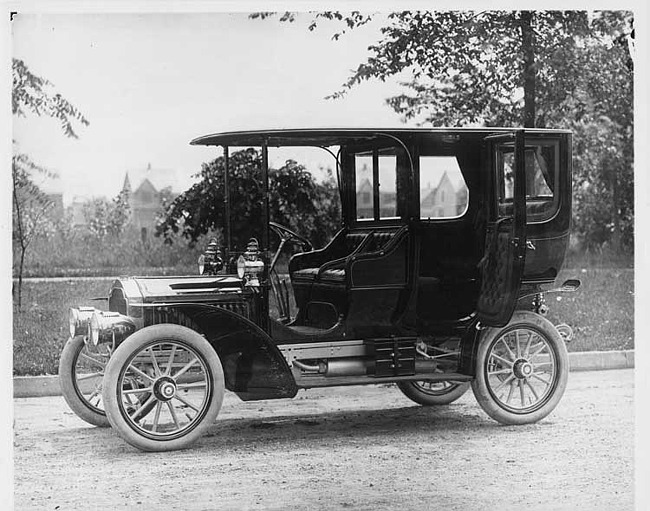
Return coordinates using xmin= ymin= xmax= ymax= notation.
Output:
xmin=60 ymin=128 xmax=580 ymax=451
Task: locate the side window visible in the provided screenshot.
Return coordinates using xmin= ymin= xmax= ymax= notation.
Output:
xmin=355 ymin=155 xmax=373 ymax=220
xmin=496 ymin=140 xmax=559 ymax=223
xmin=354 ymin=150 xmax=399 ymax=221
xmin=379 ymin=155 xmax=397 ymax=219
xmin=419 ymin=156 xmax=469 ymax=219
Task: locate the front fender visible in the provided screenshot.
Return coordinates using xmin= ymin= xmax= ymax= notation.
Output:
xmin=148 ymin=303 xmax=297 ymax=401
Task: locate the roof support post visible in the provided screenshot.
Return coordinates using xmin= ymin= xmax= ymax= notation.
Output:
xmin=261 ymin=139 xmax=270 ymax=252
xmin=223 ymin=146 xmax=231 ymax=257
xmin=372 ymin=148 xmax=380 ymax=220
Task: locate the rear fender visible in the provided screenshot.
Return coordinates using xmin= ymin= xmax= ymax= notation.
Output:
xmin=155 ymin=303 xmax=297 ymax=401
xmin=458 ymin=322 xmax=482 ymax=377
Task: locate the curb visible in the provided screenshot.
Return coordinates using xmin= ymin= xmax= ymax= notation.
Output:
xmin=568 ymin=349 xmax=634 ymax=372
xmin=12 ymin=349 xmax=635 ymax=399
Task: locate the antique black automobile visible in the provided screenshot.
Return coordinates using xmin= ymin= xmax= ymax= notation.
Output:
xmin=60 ymin=128 xmax=580 ymax=451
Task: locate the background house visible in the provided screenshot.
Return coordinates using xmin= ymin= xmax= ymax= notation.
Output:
xmin=356 ymin=169 xmax=466 ymax=219
xmin=122 ymin=163 xmax=178 ymax=237
xmin=420 ymin=171 xmax=464 ymax=218
xmin=66 ymin=163 xmax=178 ymax=235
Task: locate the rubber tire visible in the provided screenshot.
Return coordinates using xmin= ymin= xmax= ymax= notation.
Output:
xmin=471 ymin=311 xmax=569 ymax=425
xmin=59 ymin=335 xmax=110 ymax=427
xmin=102 ymin=324 xmax=225 ymax=452
xmin=397 ymin=380 xmax=470 ymax=406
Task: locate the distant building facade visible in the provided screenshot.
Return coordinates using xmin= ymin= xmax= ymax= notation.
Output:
xmin=420 ymin=171 xmax=461 ymax=218
xmin=356 ymin=169 xmax=465 ymax=219
xmin=122 ymin=164 xmax=177 ymax=236
xmin=67 ymin=163 xmax=178 ymax=235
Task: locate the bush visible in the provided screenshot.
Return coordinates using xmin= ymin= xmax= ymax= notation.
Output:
xmin=15 ymin=225 xmax=211 ymax=278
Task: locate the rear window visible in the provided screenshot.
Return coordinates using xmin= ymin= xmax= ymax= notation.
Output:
xmin=497 ymin=140 xmax=560 ymax=223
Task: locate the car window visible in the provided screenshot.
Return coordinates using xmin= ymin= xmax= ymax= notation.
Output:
xmin=354 ymin=150 xmax=399 ymax=221
xmin=497 ymin=140 xmax=559 ymax=223
xmin=419 ymin=156 xmax=469 ymax=219
xmin=379 ymin=155 xmax=397 ymax=219
xmin=355 ymin=155 xmax=374 ymax=220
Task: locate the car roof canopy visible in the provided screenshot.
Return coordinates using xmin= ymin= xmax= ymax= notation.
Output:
xmin=189 ymin=127 xmax=569 ymax=148
xmin=190 ymin=128 xmax=416 ymax=147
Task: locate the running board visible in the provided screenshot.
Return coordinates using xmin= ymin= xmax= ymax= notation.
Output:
xmin=295 ymin=372 xmax=473 ymax=389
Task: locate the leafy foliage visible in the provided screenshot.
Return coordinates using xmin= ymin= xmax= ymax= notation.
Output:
xmin=82 ymin=189 xmax=132 ymax=240
xmin=156 ymin=149 xmax=341 ymax=250
xmin=20 ymin=222 xmax=206 ymax=278
xmin=12 ymin=154 xmax=56 ymax=242
xmin=12 ymin=153 xmax=57 ymax=307
xmin=12 ymin=58 xmax=90 ymax=307
xmin=255 ymin=10 xmax=634 ymax=253
xmin=12 ymin=58 xmax=89 ymax=138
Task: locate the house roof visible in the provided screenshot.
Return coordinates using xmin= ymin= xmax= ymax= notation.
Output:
xmin=124 ymin=164 xmax=179 ymax=194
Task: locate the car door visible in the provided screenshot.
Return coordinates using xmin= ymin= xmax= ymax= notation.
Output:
xmin=476 ymin=130 xmax=527 ymax=327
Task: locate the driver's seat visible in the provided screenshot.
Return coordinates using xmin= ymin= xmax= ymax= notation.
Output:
xmin=288 ymin=228 xmax=400 ymax=326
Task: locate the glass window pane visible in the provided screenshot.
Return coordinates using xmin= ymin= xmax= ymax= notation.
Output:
xmin=524 ymin=144 xmax=558 ymax=222
xmin=498 ymin=150 xmax=515 ymax=202
xmin=355 ymin=155 xmax=373 ymax=220
xmin=420 ymin=156 xmax=469 ymax=219
xmin=379 ymin=155 xmax=397 ymax=219
xmin=496 ymin=141 xmax=559 ymax=223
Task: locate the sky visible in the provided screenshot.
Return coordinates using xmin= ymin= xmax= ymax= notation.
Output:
xmin=11 ymin=11 xmax=418 ymax=204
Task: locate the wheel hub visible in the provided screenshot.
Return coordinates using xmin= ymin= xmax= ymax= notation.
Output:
xmin=513 ymin=359 xmax=533 ymax=379
xmin=153 ymin=376 xmax=177 ymax=401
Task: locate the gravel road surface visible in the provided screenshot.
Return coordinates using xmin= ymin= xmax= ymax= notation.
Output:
xmin=13 ymin=369 xmax=634 ymax=510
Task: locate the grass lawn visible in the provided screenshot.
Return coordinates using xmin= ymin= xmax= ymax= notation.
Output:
xmin=13 ymin=279 xmax=113 ymax=376
xmin=12 ymin=268 xmax=634 ymax=376
xmin=545 ymin=268 xmax=634 ymax=352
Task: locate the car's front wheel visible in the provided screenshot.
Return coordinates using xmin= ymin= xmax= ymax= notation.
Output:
xmin=472 ymin=311 xmax=569 ymax=425
xmin=397 ymin=380 xmax=470 ymax=406
xmin=102 ymin=324 xmax=224 ymax=451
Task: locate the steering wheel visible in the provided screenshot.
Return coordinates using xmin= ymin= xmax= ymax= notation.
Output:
xmin=269 ymin=222 xmax=313 ymax=252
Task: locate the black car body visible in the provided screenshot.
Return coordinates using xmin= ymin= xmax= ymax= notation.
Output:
xmin=61 ymin=128 xmax=579 ymax=451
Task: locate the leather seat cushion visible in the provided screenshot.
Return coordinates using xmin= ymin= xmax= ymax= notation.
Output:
xmin=319 ymin=269 xmax=346 ymax=283
xmin=292 ymin=268 xmax=320 ymax=282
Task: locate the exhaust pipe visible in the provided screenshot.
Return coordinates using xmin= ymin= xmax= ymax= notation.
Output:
xmin=293 ymin=358 xmax=441 ymax=377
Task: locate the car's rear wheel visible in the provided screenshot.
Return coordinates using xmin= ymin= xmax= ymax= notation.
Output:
xmin=59 ymin=335 xmax=111 ymax=427
xmin=397 ymin=380 xmax=470 ymax=406
xmin=472 ymin=311 xmax=568 ymax=425
xmin=102 ymin=324 xmax=224 ymax=451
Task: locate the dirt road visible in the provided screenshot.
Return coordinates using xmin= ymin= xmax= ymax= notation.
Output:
xmin=13 ymin=369 xmax=634 ymax=510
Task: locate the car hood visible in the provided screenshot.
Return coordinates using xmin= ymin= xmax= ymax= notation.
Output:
xmin=114 ymin=275 xmax=244 ymax=302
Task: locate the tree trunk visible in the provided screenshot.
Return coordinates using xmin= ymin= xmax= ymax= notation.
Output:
xmin=520 ymin=11 xmax=536 ymax=128
xmin=17 ymin=246 xmax=25 ymax=309
xmin=610 ymin=166 xmax=622 ymax=250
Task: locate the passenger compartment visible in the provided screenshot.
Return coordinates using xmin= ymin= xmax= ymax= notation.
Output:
xmin=289 ymin=227 xmax=403 ymax=327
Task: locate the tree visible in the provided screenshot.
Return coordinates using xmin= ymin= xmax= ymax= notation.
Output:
xmin=12 ymin=154 xmax=56 ymax=307
xmin=256 ymin=10 xmax=634 ymax=252
xmin=156 ymin=149 xmax=341 ymax=251
xmin=12 ymin=58 xmax=88 ymax=138
xmin=82 ymin=198 xmax=111 ymax=239
xmin=80 ymin=187 xmax=132 ymax=240
xmin=12 ymin=58 xmax=89 ymax=305
xmin=108 ymin=187 xmax=131 ymax=237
